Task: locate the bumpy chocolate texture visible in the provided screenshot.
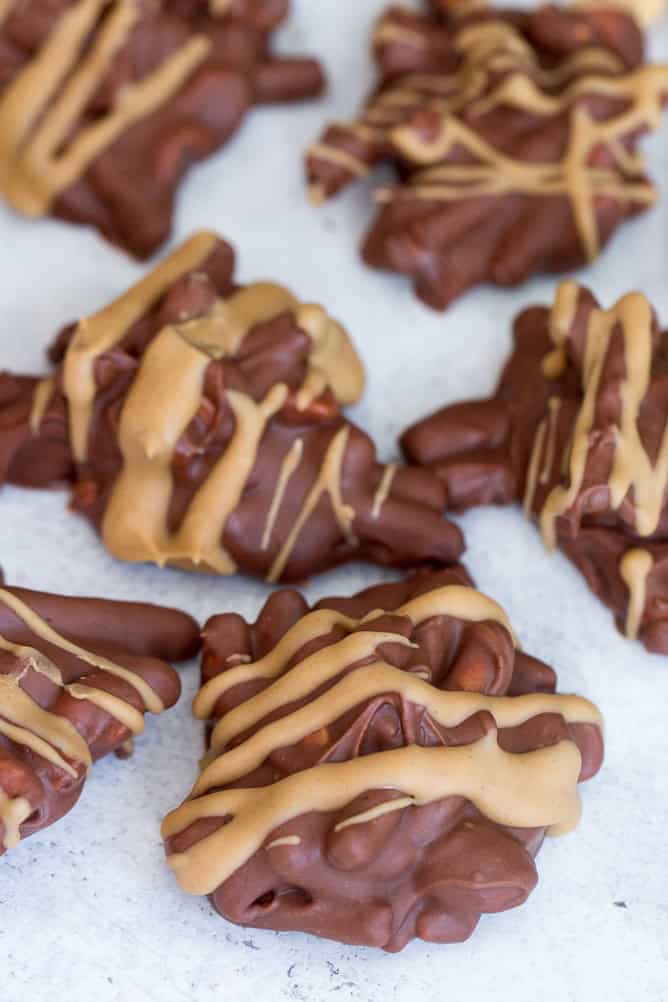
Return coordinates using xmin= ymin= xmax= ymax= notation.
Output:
xmin=0 ymin=578 xmax=199 ymax=854
xmin=402 ymin=282 xmax=668 ymax=654
xmin=0 ymin=0 xmax=324 ymax=258
xmin=162 ymin=568 xmax=604 ymax=951
xmin=0 ymin=231 xmax=463 ymax=581
xmin=305 ymin=0 xmax=668 ymax=310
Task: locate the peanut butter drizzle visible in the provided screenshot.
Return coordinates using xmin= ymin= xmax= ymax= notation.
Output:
xmin=0 ymin=633 xmax=145 ymax=741
xmin=102 ymin=333 xmax=289 ymax=572
xmin=61 ymin=233 xmax=364 ymax=576
xmin=543 ymin=279 xmax=581 ymax=379
xmin=29 ymin=378 xmax=55 ymax=435
xmin=0 ymin=588 xmax=163 ymax=713
xmin=204 ymin=633 xmax=414 ymax=762
xmin=64 ymin=231 xmax=220 ymax=462
xmin=539 ymin=286 xmax=668 ymax=548
xmin=523 ymin=418 xmax=548 ymax=516
xmin=371 ymin=464 xmax=397 ymax=519
xmin=0 ymin=0 xmax=211 ymax=216
xmin=307 ymin=143 xmax=370 ymax=178
xmin=261 ymin=439 xmax=304 ymax=551
xmin=308 ymin=16 xmax=627 ymax=205
xmin=266 ymin=835 xmax=301 ymax=850
xmin=266 ymin=426 xmax=356 ymax=583
xmin=0 ymin=790 xmax=32 ymax=850
xmin=164 ymin=732 xmax=588 ymax=896
xmin=0 ymin=669 xmax=90 ymax=779
xmin=194 ymin=585 xmax=517 ymax=720
xmin=199 ymin=661 xmax=600 ymax=796
xmin=333 ymin=795 xmax=416 ymax=833
xmin=620 ymin=548 xmax=654 ymax=640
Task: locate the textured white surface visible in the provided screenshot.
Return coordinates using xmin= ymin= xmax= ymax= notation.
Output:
xmin=0 ymin=2 xmax=667 ymax=1000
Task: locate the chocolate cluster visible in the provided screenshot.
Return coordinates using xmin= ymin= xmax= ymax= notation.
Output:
xmin=0 ymin=579 xmax=199 ymax=853
xmin=0 ymin=231 xmax=463 ymax=582
xmin=163 ymin=568 xmax=603 ymax=951
xmin=402 ymin=282 xmax=668 ymax=653
xmin=306 ymin=0 xmax=668 ymax=309
xmin=0 ymin=0 xmax=324 ymax=257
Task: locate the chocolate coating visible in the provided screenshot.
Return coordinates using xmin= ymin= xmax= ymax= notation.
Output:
xmin=0 ymin=0 xmax=324 ymax=258
xmin=402 ymin=282 xmax=668 ymax=654
xmin=305 ymin=1 xmax=667 ymax=310
xmin=163 ymin=568 xmax=604 ymax=951
xmin=0 ymin=231 xmax=463 ymax=582
xmin=0 ymin=580 xmax=199 ymax=854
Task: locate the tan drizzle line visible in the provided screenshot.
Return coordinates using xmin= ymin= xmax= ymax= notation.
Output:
xmin=261 ymin=439 xmax=304 ymax=550
xmin=620 ymin=548 xmax=654 ymax=640
xmin=0 ymin=0 xmax=210 ymax=216
xmin=266 ymin=835 xmax=301 ymax=850
xmin=29 ymin=378 xmax=55 ymax=435
xmin=163 ymin=732 xmax=586 ymax=896
xmin=102 ymin=339 xmax=288 ymax=573
xmin=371 ymin=464 xmax=397 ymax=519
xmin=0 ymin=632 xmax=145 ymax=741
xmin=523 ymin=418 xmax=547 ymax=516
xmin=0 ymin=673 xmax=89 ymax=778
xmin=0 ymin=588 xmax=163 ymax=714
xmin=64 ymin=239 xmax=364 ymax=461
xmin=266 ymin=427 xmax=357 ymax=583
xmin=387 ymin=87 xmax=660 ymax=263
xmin=204 ymin=633 xmax=413 ymax=761
xmin=334 ymin=795 xmax=415 ymax=833
xmin=0 ymin=790 xmax=32 ymax=851
xmin=543 ymin=279 xmax=581 ymax=379
xmin=64 ymin=230 xmax=219 ymax=462
xmin=197 ymin=660 xmax=600 ymax=794
xmin=307 ymin=144 xmax=370 ymax=178
xmin=540 ymin=289 xmax=668 ymax=547
xmin=193 ymin=584 xmax=517 ymax=720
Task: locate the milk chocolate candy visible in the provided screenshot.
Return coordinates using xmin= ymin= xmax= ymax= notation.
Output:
xmin=162 ymin=568 xmax=604 ymax=951
xmin=0 ymin=231 xmax=463 ymax=581
xmin=402 ymin=282 xmax=668 ymax=654
xmin=306 ymin=0 xmax=668 ymax=310
xmin=0 ymin=0 xmax=324 ymax=257
xmin=0 ymin=579 xmax=199 ymax=854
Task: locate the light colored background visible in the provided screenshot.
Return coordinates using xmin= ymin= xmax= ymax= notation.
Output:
xmin=0 ymin=2 xmax=667 ymax=1000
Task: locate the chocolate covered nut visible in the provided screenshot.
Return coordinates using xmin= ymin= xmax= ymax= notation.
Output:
xmin=0 ymin=580 xmax=199 ymax=853
xmin=0 ymin=0 xmax=324 ymax=258
xmin=162 ymin=568 xmax=604 ymax=951
xmin=402 ymin=282 xmax=668 ymax=654
xmin=0 ymin=231 xmax=463 ymax=581
xmin=306 ymin=0 xmax=668 ymax=310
